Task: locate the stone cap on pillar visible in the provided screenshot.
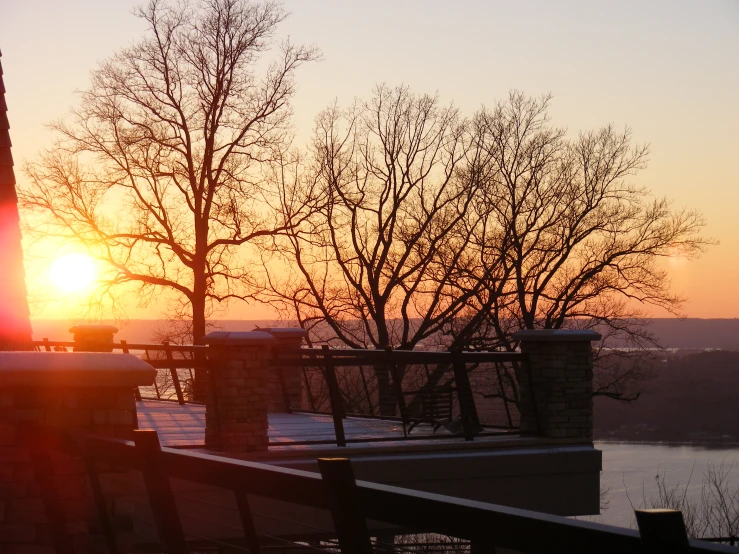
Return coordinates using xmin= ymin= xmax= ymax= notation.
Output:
xmin=200 ymin=331 xmax=276 ymax=346
xmin=0 ymin=352 xmax=156 ymax=387
xmin=69 ymin=325 xmax=119 ymax=336
xmin=512 ymin=329 xmax=602 ymax=342
xmin=69 ymin=325 xmax=119 ymax=334
xmin=255 ymin=327 xmax=308 ymax=339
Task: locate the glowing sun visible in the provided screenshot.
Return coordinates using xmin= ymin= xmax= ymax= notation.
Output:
xmin=49 ymin=253 xmax=97 ymax=293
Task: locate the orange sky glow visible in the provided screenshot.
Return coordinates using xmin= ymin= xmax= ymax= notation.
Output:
xmin=2 ymin=0 xmax=737 ymax=321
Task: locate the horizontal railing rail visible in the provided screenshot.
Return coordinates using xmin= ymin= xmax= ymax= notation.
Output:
xmin=274 ymin=347 xmax=525 ymax=366
xmin=27 ymin=427 xmax=738 ymax=554
xmin=29 ymin=339 xmax=209 ymax=353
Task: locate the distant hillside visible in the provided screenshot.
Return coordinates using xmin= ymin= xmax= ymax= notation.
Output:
xmin=31 ymin=318 xmax=739 ymax=349
xmin=595 ymin=350 xmax=739 ymax=442
xmin=615 ymin=318 xmax=739 ymax=350
xmin=30 ymin=319 xmax=281 ymax=344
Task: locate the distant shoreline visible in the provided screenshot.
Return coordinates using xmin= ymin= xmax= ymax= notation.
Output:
xmin=28 ymin=317 xmax=739 ymax=350
xmin=595 ymin=439 xmax=739 ymax=449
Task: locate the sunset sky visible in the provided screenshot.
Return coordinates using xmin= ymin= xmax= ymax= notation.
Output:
xmin=2 ymin=0 xmax=737 ymax=320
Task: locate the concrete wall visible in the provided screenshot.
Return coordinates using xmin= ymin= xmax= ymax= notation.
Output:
xmin=268 ymin=442 xmax=602 ymax=516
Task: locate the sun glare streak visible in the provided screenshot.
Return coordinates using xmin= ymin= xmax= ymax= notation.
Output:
xmin=49 ymin=253 xmax=97 ymax=293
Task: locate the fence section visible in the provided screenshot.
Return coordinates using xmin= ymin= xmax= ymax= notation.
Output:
xmin=31 ymin=340 xmax=208 ymax=404
xmin=27 ymin=427 xmax=737 ymax=554
xmin=274 ymin=348 xmax=527 ymax=445
xmin=30 ymin=340 xmax=528 ymax=447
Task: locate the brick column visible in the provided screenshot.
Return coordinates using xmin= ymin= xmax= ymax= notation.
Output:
xmin=258 ymin=328 xmax=307 ymax=412
xmin=69 ymin=325 xmax=119 ymax=352
xmin=512 ymin=329 xmax=600 ymax=439
xmin=0 ymin=352 xmax=155 ymax=553
xmin=201 ymin=331 xmax=276 ymax=453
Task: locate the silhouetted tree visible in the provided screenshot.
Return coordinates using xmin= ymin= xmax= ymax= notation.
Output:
xmin=263 ymin=85 xmax=479 ymax=413
xmin=269 ymin=90 xmax=710 ymax=405
xmin=21 ymin=0 xmax=318 ymax=347
xmin=266 ymin=85 xmax=478 ymax=350
xmin=630 ymin=462 xmax=739 ymax=544
xmin=444 ymin=92 xmax=710 ymax=399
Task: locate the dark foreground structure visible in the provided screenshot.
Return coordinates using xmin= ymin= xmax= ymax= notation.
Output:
xmin=0 ymin=48 xmax=32 ymax=349
xmin=1 ymin=328 xmax=735 ymax=553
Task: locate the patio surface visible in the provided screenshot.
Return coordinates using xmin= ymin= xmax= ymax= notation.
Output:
xmin=136 ymin=400 xmax=520 ymax=452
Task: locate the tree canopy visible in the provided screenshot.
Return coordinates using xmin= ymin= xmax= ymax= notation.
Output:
xmin=22 ymin=0 xmax=318 ymax=341
xmin=21 ymin=2 xmax=711 ymax=401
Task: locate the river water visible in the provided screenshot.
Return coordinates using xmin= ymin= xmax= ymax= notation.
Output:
xmin=592 ymin=441 xmax=739 ymax=529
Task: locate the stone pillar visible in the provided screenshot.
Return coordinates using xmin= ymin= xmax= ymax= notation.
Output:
xmin=201 ymin=331 xmax=276 ymax=453
xmin=0 ymin=352 xmax=155 ymax=552
xmin=69 ymin=325 xmax=119 ymax=352
xmin=512 ymin=329 xmax=600 ymax=440
xmin=258 ymin=328 xmax=307 ymax=412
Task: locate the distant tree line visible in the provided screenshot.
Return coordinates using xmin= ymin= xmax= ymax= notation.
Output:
xmin=20 ymin=0 xmax=710 ymax=402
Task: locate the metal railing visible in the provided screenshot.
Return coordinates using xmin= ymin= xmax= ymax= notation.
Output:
xmin=30 ymin=339 xmax=208 ymax=405
xmin=26 ymin=427 xmax=738 ymax=554
xmin=272 ymin=346 xmax=525 ymax=446
xmin=28 ymin=340 xmax=529 ymax=447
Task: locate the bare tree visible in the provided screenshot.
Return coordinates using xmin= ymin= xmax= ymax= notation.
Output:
xmin=444 ymin=91 xmax=710 ymax=400
xmin=265 ymin=90 xmax=709 ymax=406
xmin=20 ymin=0 xmax=318 ymax=346
xmin=265 ymin=85 xmax=478 ymax=350
xmin=261 ymin=85 xmax=482 ymax=413
xmin=629 ymin=461 xmax=739 ymax=544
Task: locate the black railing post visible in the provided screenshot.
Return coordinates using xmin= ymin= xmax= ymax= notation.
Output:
xmin=234 ymin=489 xmax=262 ymax=554
xmin=522 ymin=357 xmax=542 ymax=436
xmin=321 ymin=345 xmax=347 ymax=447
xmin=275 ymin=353 xmax=294 ymax=413
xmin=358 ymin=365 xmax=375 ymax=416
xmin=133 ymin=430 xmax=188 ymax=553
xmin=386 ymin=347 xmax=409 ymax=437
xmin=82 ymin=451 xmax=120 ymax=554
xmin=635 ymin=509 xmax=689 ymax=553
xmin=163 ymin=342 xmax=186 ymax=405
xmin=494 ymin=362 xmax=514 ymax=428
xmin=317 ymin=458 xmax=373 ymax=554
xmin=303 ymin=365 xmax=318 ymax=412
xmin=121 ymin=340 xmax=143 ymax=402
xmin=452 ymin=350 xmax=479 ymax=441
xmin=121 ymin=340 xmax=140 ymax=432
xmin=145 ymin=350 xmax=163 ymax=400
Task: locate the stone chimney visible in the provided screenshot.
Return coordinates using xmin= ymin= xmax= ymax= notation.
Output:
xmin=0 ymin=48 xmax=32 ymax=349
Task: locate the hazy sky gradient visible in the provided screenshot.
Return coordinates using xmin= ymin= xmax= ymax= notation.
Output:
xmin=2 ymin=0 xmax=737 ymax=319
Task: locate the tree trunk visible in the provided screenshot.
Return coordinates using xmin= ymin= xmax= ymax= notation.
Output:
xmin=191 ymin=264 xmax=208 ymax=402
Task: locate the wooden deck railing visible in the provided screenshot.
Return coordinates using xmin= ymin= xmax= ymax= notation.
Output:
xmin=28 ymin=427 xmax=738 ymax=554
